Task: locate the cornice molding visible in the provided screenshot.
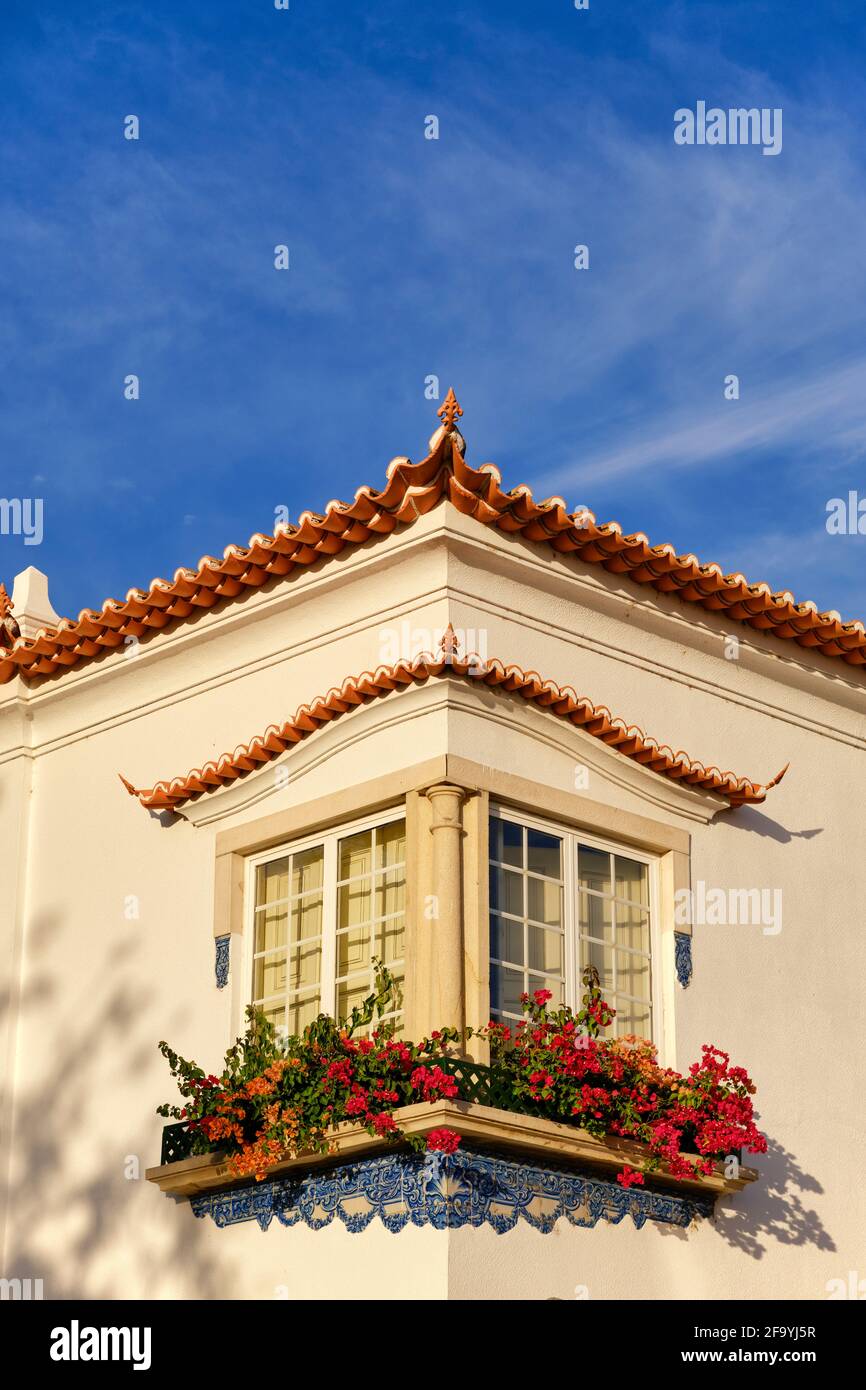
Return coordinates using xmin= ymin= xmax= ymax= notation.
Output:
xmin=8 ymin=512 xmax=863 ymax=768
xmin=126 ymin=648 xmax=784 ymax=823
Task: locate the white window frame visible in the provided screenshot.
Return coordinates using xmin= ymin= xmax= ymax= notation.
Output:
xmin=489 ymin=804 xmax=662 ymax=1044
xmin=243 ymin=805 xmax=407 ymax=1030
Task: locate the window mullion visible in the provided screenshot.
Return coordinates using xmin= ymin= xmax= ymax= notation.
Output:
xmin=320 ymin=835 xmax=338 ymax=1018
xmin=368 ymin=832 xmax=377 ymax=994
xmin=565 ymin=832 xmax=578 ymax=1013
xmin=610 ymin=850 xmax=617 ymax=1005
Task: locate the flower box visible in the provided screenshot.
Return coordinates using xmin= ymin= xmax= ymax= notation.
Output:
xmin=146 ymin=1097 xmax=758 ymax=1201
xmin=153 ymin=967 xmax=766 ymax=1206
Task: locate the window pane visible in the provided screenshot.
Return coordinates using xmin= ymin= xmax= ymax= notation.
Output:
xmin=528 ymin=925 xmax=563 ymax=975
xmin=490 ymin=816 xmax=523 ymax=868
xmin=490 ymin=965 xmax=525 ymax=1017
xmin=255 ymin=857 xmax=289 ymax=906
xmin=376 ymin=819 xmax=406 ymax=869
xmin=615 ymin=949 xmax=651 ymax=1001
xmin=262 ymin=1001 xmax=285 ymax=1034
xmin=253 ymin=952 xmax=287 ymax=1000
xmin=338 ymin=925 xmax=371 ymax=974
xmin=578 ymin=845 xmax=611 ymax=895
xmin=254 ymin=904 xmax=288 ymax=953
xmin=375 ymin=867 xmax=405 ymax=919
xmin=375 ymin=915 xmax=404 ymax=964
xmin=527 ymin=829 xmax=561 ymax=879
xmin=288 ymin=991 xmax=321 ymax=1036
xmin=386 ymin=970 xmax=405 ymax=1015
xmin=339 ymin=829 xmax=373 ymax=880
xmin=615 ymin=855 xmax=648 ymax=906
xmin=529 ymin=973 xmax=563 ymax=1008
xmin=580 ymin=889 xmax=614 ymax=941
xmin=490 ymin=913 xmax=524 ymax=965
xmin=292 ymin=846 xmax=324 ymax=896
xmin=616 ymin=905 xmax=650 ymax=955
xmin=583 ymin=938 xmax=614 ymax=993
xmin=489 ymin=865 xmax=524 ymax=916
xmin=337 ymin=976 xmax=372 ymax=1021
xmin=528 ymin=877 xmax=562 ymax=927
xmin=615 ymin=1001 xmax=651 ymax=1040
xmin=339 ymin=877 xmax=371 ymax=929
xmin=292 ymin=892 xmax=323 ymax=942
xmin=288 ymin=940 xmax=321 ymax=991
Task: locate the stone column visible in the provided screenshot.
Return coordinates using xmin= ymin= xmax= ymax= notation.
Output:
xmin=423 ymin=783 xmax=467 ymax=1033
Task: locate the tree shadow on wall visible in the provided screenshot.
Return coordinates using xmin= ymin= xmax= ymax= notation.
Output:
xmin=709 ymin=1135 xmax=835 ymax=1260
xmin=3 ymin=910 xmax=228 ymax=1301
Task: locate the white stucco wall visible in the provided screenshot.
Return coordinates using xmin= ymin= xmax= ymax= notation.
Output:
xmin=1 ymin=502 xmax=863 ymax=1299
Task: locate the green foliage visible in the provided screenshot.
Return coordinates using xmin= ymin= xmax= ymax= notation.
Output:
xmin=157 ymin=962 xmax=463 ymax=1178
xmin=157 ymin=961 xmax=766 ymax=1188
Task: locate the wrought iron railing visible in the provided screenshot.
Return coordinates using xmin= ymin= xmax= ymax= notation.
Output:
xmin=161 ymin=1122 xmax=194 ymax=1165
xmin=435 ymin=1057 xmax=517 ymax=1110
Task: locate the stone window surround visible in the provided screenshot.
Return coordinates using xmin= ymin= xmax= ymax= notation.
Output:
xmin=212 ymin=754 xmax=691 ymax=1067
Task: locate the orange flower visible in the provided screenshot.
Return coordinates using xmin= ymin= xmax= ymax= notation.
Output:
xmin=264 ymin=1060 xmax=292 ymax=1081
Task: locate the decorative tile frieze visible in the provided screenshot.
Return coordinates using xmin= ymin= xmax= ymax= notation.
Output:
xmin=190 ymin=1148 xmax=713 ymax=1235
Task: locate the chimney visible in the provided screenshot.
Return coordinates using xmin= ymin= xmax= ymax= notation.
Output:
xmin=11 ymin=566 xmax=60 ymax=641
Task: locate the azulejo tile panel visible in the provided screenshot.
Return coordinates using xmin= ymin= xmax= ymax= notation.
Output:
xmin=674 ymin=931 xmax=693 ymax=988
xmin=190 ymin=1147 xmax=714 ymax=1235
xmin=214 ymin=934 xmax=231 ymax=989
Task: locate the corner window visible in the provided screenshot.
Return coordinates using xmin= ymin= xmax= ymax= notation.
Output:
xmin=489 ymin=810 xmax=656 ymax=1039
xmin=248 ymin=812 xmax=406 ymax=1034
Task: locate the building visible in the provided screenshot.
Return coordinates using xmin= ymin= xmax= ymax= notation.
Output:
xmin=1 ymin=391 xmax=863 ymax=1300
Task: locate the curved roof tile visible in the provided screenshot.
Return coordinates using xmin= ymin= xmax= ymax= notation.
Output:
xmin=119 ymin=635 xmax=789 ymax=812
xmin=3 ymin=391 xmax=863 ymax=682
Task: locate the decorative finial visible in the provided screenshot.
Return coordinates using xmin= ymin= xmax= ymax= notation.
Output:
xmin=0 ymin=584 xmax=20 ymax=650
xmin=437 ymin=388 xmax=463 ymax=432
xmin=439 ymin=623 xmax=461 ymax=661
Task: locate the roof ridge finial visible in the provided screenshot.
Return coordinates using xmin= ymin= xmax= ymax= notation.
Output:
xmin=0 ymin=583 xmax=20 ymax=651
xmin=437 ymin=388 xmax=463 ymax=432
xmin=438 ymin=622 xmax=461 ymax=662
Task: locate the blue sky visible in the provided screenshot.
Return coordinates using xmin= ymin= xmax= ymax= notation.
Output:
xmin=2 ymin=0 xmax=865 ymax=622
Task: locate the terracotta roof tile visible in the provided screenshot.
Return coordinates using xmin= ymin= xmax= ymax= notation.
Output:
xmin=120 ymin=629 xmax=788 ymax=812
xmin=3 ymin=390 xmax=863 ymax=682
